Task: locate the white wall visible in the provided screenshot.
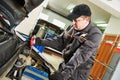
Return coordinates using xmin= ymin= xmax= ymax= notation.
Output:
xmin=111 ymin=59 xmax=120 ymax=80
xmin=89 ymin=0 xmax=120 ymax=18
xmin=104 ymin=16 xmax=120 ymax=35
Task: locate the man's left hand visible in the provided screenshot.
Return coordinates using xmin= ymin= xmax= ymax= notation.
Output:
xmin=50 ymin=71 xmax=63 ymax=80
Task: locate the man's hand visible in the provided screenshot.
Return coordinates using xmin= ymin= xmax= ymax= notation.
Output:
xmin=65 ymin=32 xmax=88 ymax=43
xmin=30 ymin=36 xmax=42 ymax=46
xmin=50 ymin=71 xmax=63 ymax=80
xmin=30 ymin=35 xmax=36 ymax=46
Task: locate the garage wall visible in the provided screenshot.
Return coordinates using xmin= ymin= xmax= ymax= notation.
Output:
xmin=104 ymin=16 xmax=120 ymax=35
xmin=111 ymin=59 xmax=120 ymax=80
xmin=104 ymin=15 xmax=120 ymax=80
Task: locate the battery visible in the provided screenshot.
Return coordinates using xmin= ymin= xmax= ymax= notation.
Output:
xmin=21 ymin=65 xmax=49 ymax=80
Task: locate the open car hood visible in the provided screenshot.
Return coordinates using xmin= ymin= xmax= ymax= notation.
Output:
xmin=0 ymin=0 xmax=44 ymax=29
xmin=0 ymin=0 xmax=44 ymax=77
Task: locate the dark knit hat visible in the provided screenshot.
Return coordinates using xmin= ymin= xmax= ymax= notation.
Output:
xmin=67 ymin=4 xmax=91 ymax=20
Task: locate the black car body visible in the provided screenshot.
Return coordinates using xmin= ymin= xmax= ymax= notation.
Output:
xmin=0 ymin=0 xmax=44 ymax=77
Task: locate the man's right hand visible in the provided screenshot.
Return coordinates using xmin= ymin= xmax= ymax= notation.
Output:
xmin=30 ymin=35 xmax=36 ymax=46
xmin=30 ymin=36 xmax=42 ymax=46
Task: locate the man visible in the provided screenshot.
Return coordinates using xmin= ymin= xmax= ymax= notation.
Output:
xmin=30 ymin=4 xmax=102 ymax=80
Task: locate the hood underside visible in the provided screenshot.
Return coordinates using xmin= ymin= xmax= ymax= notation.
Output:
xmin=0 ymin=0 xmax=44 ymax=30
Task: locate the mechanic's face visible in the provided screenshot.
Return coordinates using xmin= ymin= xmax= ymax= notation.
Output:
xmin=72 ymin=16 xmax=90 ymax=30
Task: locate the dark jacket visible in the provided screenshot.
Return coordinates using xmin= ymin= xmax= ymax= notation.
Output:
xmin=35 ymin=22 xmax=102 ymax=80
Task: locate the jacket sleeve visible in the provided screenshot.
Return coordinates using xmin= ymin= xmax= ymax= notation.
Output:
xmin=35 ymin=27 xmax=74 ymax=51
xmin=61 ymin=29 xmax=102 ymax=80
xmin=35 ymin=32 xmax=66 ymax=51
